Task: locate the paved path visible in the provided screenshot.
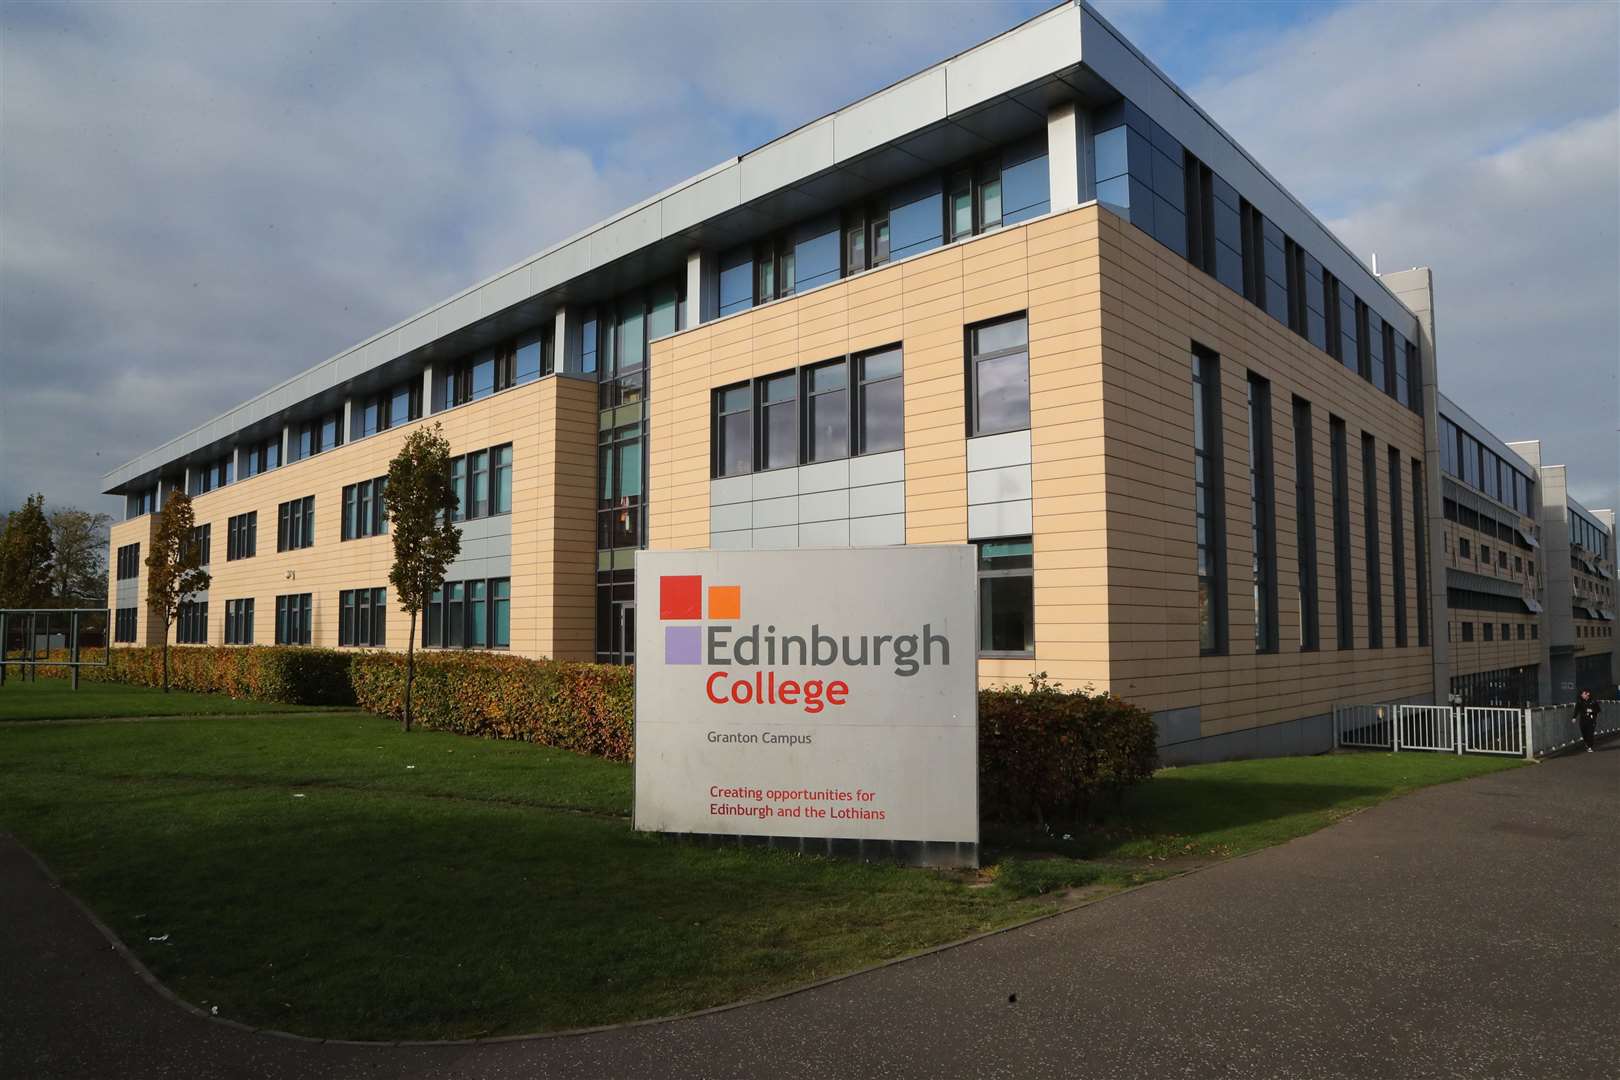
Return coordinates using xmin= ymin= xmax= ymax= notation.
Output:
xmin=4 ymin=747 xmax=1617 ymax=1080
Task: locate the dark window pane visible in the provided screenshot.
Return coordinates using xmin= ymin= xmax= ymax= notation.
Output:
xmin=808 ymin=389 xmax=848 ymax=462
xmin=974 ymin=352 xmax=1029 ymax=434
xmin=979 ymin=575 xmax=1034 ymax=653
xmin=720 ymin=412 xmax=751 ymax=476
xmin=859 ymin=378 xmax=903 ymax=453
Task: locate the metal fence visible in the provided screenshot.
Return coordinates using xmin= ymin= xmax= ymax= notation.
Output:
xmin=0 ymin=609 xmax=110 ymax=689
xmin=1334 ymin=700 xmax=1619 ymax=759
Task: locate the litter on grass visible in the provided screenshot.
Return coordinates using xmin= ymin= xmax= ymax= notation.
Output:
xmin=406 ymin=765 xmax=416 ymax=769
xmin=292 ymin=793 xmax=306 ymax=798
xmin=148 ymin=934 xmax=170 ymax=943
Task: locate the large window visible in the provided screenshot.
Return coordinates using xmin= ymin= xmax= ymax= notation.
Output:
xmin=1193 ymin=348 xmax=1226 ymax=654
xmin=599 ymin=425 xmax=644 ymax=551
xmin=967 ymin=315 xmax=1029 ymax=437
xmin=338 ymin=588 xmax=386 ymax=647
xmin=444 ymin=444 xmax=513 ymax=522
xmin=1331 ymin=418 xmax=1354 ymax=649
xmin=224 ymin=598 xmax=254 ymax=645
xmin=712 ymin=346 xmax=903 ymax=477
xmin=189 ymin=523 xmax=211 ymax=566
xmin=287 ymin=410 xmax=344 ymax=463
xmin=423 ymin=577 xmax=511 ymax=649
xmin=856 ymin=347 xmax=903 ymax=455
xmin=114 ymin=607 xmax=137 ymax=643
xmin=342 ymin=476 xmax=389 ymax=540
xmin=757 ymin=373 xmax=797 ymax=471
xmin=226 ymin=512 xmax=256 ymax=561
xmin=116 ymin=543 xmax=140 ymax=580
xmin=1248 ymin=375 xmax=1277 ymax=653
xmin=804 ymin=360 xmax=848 ymax=463
xmin=1292 ymin=397 xmax=1319 ymax=650
xmin=977 ymin=538 xmax=1034 ymax=656
xmin=176 ymin=600 xmax=208 ymax=644
xmin=1361 ymin=433 xmax=1382 ymax=648
xmin=274 ymin=593 xmax=312 ymax=646
xmin=277 ymin=496 xmax=315 ymax=551
xmin=1389 ymin=447 xmax=1407 ymax=648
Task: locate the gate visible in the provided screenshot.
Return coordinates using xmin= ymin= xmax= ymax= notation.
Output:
xmin=1397 ymin=705 xmax=1457 ymax=752
xmin=1460 ymin=707 xmax=1526 ymax=756
xmin=1333 ymin=704 xmax=1394 ymax=750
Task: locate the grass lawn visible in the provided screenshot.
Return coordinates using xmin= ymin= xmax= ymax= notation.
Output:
xmin=0 ymin=677 xmax=329 ymax=721
xmin=0 ymin=711 xmax=1522 ymax=1040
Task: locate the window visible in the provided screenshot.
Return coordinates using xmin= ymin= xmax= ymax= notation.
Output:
xmin=1517 ymin=623 xmax=1526 ymax=641
xmin=1362 ymin=434 xmax=1382 ymax=648
xmin=843 ymin=203 xmax=890 ymax=275
xmin=967 ymin=315 xmax=1029 ymax=437
xmin=1194 ymin=348 xmax=1227 ymax=654
xmin=1481 ymin=544 xmax=1491 ymax=565
xmin=338 ymin=588 xmax=386 ymax=647
xmin=1240 ymin=199 xmax=1265 ymax=309
xmin=1248 ymin=375 xmax=1277 ymax=652
xmin=274 ymin=594 xmax=312 ymax=645
xmin=1461 ymin=621 xmax=1474 ymax=642
xmin=1284 ymin=239 xmax=1308 ymax=337
xmin=226 ymin=512 xmax=257 ymax=561
xmin=342 ymin=477 xmax=389 ymax=540
xmin=357 ymin=397 xmax=381 ymax=439
xmin=1389 ymin=448 xmax=1407 ymax=648
xmin=277 ymin=496 xmax=315 ymax=551
xmin=1293 ymin=398 xmax=1319 ymax=650
xmin=1331 ymin=418 xmax=1354 ymax=649
xmin=224 ymin=599 xmax=254 ymax=645
xmin=1184 ymin=152 xmax=1216 ymax=276
xmin=385 ymin=379 xmax=423 ymax=430
xmin=715 ymin=385 xmax=752 ymax=477
xmin=804 ymin=360 xmax=848 ymax=463
xmin=1459 ymin=537 xmax=1471 ymax=560
xmin=116 ymin=543 xmax=141 ymax=580
xmin=1483 ymin=622 xmax=1494 ymax=642
xmin=978 ymin=538 xmax=1034 ymax=655
xmin=599 ymin=427 xmax=644 ymax=551
xmin=856 ymin=347 xmax=903 ymax=454
xmin=1498 ymin=550 xmax=1508 ymax=569
xmin=1515 ymin=556 xmax=1523 ymax=574
xmin=1532 ymin=624 xmax=1538 ymax=640
xmin=1412 ymin=459 xmax=1430 ymax=647
xmin=114 ymin=608 xmax=137 ymax=643
xmin=177 ymin=600 xmax=208 ymax=644
xmin=190 ymin=523 xmax=211 ymax=566
xmin=422 ymin=577 xmax=510 ymax=649
xmin=757 ymin=373 xmax=797 ymax=471
xmin=1501 ymin=622 xmax=1511 ymax=641
xmin=443 ymin=444 xmax=511 ymax=521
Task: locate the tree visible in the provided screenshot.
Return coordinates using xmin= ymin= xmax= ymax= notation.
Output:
xmin=144 ymin=490 xmax=210 ymax=693
xmin=0 ymin=493 xmax=55 ymax=608
xmin=384 ymin=423 xmax=461 ymax=732
xmin=48 ymin=508 xmax=113 ymax=607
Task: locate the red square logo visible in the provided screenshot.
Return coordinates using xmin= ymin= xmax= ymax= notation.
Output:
xmin=660 ymin=575 xmax=702 ymax=620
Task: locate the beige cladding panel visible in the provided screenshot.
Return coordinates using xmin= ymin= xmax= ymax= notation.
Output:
xmin=108 ymin=377 xmax=596 ymax=661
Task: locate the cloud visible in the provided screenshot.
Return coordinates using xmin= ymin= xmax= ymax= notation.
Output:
xmin=0 ymin=0 xmax=1043 ymax=513
xmin=1187 ymin=0 xmax=1619 ymax=511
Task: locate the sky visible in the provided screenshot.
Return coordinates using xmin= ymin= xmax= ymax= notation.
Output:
xmin=1 ymin=0 xmax=1616 ymax=517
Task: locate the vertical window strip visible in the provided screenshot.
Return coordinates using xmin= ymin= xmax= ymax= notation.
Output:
xmin=1362 ymin=433 xmax=1383 ymax=648
xmin=1389 ymin=447 xmax=1408 ymax=647
xmin=1331 ymin=418 xmax=1354 ymax=649
xmin=1292 ymin=397 xmax=1319 ymax=650
xmin=1193 ymin=348 xmax=1227 ymax=654
xmin=1412 ymin=459 xmax=1431 ymax=647
xmin=1248 ymin=374 xmax=1277 ymax=652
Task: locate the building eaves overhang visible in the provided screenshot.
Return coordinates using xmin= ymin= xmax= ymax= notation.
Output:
xmin=103 ymin=0 xmax=1423 ymax=497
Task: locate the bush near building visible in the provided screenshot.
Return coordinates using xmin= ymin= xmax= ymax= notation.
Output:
xmin=349 ymin=652 xmax=635 ymax=761
xmin=978 ymin=676 xmax=1159 ymax=823
xmin=35 ymin=645 xmax=354 ymax=706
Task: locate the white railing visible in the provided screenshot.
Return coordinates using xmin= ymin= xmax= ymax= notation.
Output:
xmin=1398 ymin=705 xmax=1457 ymax=752
xmin=1460 ymin=707 xmax=1526 ymax=756
xmin=1333 ymin=704 xmax=1394 ymax=750
xmin=1334 ymin=699 xmax=1619 ymax=759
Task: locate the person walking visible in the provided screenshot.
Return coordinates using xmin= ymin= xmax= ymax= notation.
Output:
xmin=1574 ymin=688 xmax=1601 ymax=753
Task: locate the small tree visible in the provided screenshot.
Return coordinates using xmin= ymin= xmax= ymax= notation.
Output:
xmin=145 ymin=490 xmax=210 ymax=693
xmin=0 ymin=493 xmax=56 ymax=608
xmin=384 ymin=423 xmax=461 ymax=732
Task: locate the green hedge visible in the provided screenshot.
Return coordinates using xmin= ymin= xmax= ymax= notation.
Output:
xmin=33 ymin=645 xmax=355 ymax=706
xmin=349 ymin=652 xmax=634 ymax=761
xmin=978 ymin=676 xmax=1159 ymax=823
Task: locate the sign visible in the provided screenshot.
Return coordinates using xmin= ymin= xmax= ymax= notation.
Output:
xmin=633 ymin=547 xmax=978 ymax=857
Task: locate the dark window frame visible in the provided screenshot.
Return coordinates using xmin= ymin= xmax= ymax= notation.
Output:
xmin=966 ymin=313 xmax=1031 ymax=438
xmin=1248 ymin=373 xmax=1278 ymax=653
xmin=1194 ymin=346 xmax=1228 ymax=655
xmin=1362 ymin=433 xmax=1383 ymax=648
xmin=1293 ymin=397 xmax=1320 ymax=651
xmin=977 ymin=536 xmax=1035 ymax=658
xmin=1331 ymin=417 xmax=1355 ymax=649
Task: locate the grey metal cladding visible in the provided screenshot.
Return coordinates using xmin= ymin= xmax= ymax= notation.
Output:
xmin=835 ymin=70 xmax=948 ymax=164
xmin=661 ymin=166 xmax=742 ymax=238
xmin=945 ymin=3 xmax=1082 ymax=113
xmin=744 ymin=119 xmax=836 ymax=202
xmin=1438 ymin=392 xmax=1537 ymax=476
xmin=1076 ymin=2 xmax=1418 ymax=341
xmin=591 ymin=203 xmax=663 ymax=266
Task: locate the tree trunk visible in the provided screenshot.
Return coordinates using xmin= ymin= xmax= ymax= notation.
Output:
xmin=162 ymin=635 xmax=170 ymax=693
xmin=403 ymin=610 xmax=416 ymax=733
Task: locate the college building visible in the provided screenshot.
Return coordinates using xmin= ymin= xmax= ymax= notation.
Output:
xmin=102 ymin=1 xmax=1616 ymax=761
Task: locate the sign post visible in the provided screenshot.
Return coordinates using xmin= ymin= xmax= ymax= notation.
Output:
xmin=633 ymin=547 xmax=979 ymax=867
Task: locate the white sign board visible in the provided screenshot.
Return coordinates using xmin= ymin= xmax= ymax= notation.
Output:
xmin=633 ymin=547 xmax=978 ymax=850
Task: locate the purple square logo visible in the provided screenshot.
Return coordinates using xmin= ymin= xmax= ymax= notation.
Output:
xmin=664 ymin=625 xmax=702 ymax=665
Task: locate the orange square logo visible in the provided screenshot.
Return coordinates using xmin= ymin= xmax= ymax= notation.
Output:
xmin=707 ymin=585 xmax=741 ymax=620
